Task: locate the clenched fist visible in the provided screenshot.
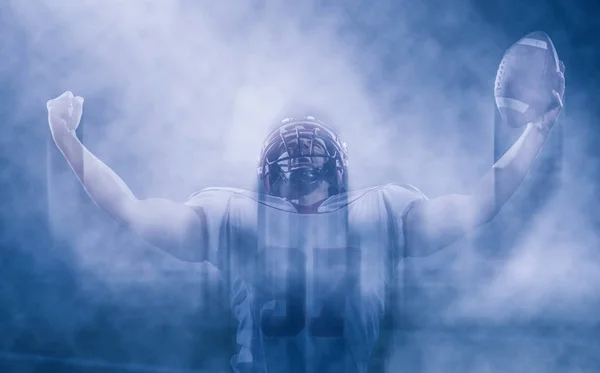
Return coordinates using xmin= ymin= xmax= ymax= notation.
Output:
xmin=47 ymin=91 xmax=84 ymax=140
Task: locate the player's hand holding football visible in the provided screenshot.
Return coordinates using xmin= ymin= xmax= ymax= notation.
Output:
xmin=47 ymin=91 xmax=84 ymax=142
xmin=537 ymin=61 xmax=565 ymax=133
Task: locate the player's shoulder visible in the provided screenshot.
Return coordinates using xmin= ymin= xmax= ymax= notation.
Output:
xmin=318 ymin=186 xmax=378 ymax=212
xmin=377 ymin=183 xmax=429 ymax=201
xmin=185 ymin=187 xmax=297 ymax=212
xmin=353 ymin=183 xmax=428 ymax=202
xmin=319 ymin=183 xmax=427 ymax=212
xmin=185 ymin=187 xmax=245 ymax=206
xmin=376 ymin=183 xmax=428 ymax=218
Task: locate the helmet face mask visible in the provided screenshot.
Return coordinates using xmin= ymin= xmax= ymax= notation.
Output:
xmin=258 ymin=116 xmax=348 ymax=201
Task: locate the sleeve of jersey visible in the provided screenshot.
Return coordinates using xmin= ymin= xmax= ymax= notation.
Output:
xmin=183 ymin=188 xmax=232 ymax=265
xmin=381 ymin=183 xmax=428 ymax=258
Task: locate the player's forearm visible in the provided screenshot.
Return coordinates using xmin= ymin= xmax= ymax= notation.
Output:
xmin=54 ymin=131 xmax=137 ymax=223
xmin=475 ymin=123 xmax=549 ymax=221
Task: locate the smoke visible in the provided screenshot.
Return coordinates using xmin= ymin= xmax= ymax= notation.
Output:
xmin=1 ymin=0 xmax=599 ymax=372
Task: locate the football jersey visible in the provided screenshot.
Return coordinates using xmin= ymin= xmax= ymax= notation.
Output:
xmin=185 ymin=184 xmax=426 ymax=373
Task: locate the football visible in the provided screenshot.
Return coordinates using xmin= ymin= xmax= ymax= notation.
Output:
xmin=494 ymin=31 xmax=560 ymax=128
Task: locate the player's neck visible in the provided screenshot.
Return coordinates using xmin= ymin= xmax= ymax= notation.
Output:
xmin=296 ymin=192 xmax=327 ymax=206
xmin=291 ymin=191 xmax=328 ymax=214
xmin=292 ymin=182 xmax=329 ymax=206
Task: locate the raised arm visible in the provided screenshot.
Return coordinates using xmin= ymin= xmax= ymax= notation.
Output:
xmin=48 ymin=91 xmax=205 ymax=262
xmin=404 ymin=66 xmax=565 ymax=257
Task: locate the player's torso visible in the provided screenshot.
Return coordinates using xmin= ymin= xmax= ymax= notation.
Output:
xmin=207 ymin=187 xmax=408 ymax=373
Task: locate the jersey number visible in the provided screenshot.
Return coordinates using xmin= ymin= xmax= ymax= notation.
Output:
xmin=259 ymin=247 xmax=361 ymax=338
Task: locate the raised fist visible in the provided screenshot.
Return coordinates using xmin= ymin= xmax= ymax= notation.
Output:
xmin=47 ymin=91 xmax=84 ymax=139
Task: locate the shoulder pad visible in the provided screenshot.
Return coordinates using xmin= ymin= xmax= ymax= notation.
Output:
xmin=185 ymin=187 xmax=243 ymax=206
xmin=384 ymin=183 xmax=429 ymax=200
xmin=378 ymin=183 xmax=428 ymax=218
xmin=318 ymin=186 xmax=380 ymax=212
xmin=186 ymin=187 xmax=296 ymax=212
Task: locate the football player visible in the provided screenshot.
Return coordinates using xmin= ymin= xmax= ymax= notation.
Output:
xmin=46 ymin=63 xmax=564 ymax=373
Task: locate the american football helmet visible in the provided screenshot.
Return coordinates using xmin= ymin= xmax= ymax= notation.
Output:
xmin=257 ymin=115 xmax=349 ymax=200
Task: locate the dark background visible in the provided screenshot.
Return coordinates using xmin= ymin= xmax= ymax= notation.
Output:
xmin=1 ymin=0 xmax=600 ymax=372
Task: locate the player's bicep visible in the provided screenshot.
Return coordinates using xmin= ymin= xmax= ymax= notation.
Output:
xmin=123 ymin=198 xmax=207 ymax=262
xmin=404 ymin=194 xmax=482 ymax=257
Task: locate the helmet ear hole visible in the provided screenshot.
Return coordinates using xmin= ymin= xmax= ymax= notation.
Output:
xmin=337 ymin=168 xmax=343 ymax=185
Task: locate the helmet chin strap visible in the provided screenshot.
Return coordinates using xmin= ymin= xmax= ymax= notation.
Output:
xmin=275 ymin=167 xmax=327 ymax=200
